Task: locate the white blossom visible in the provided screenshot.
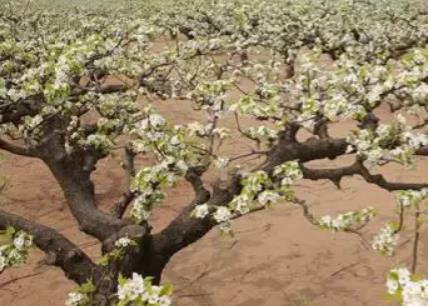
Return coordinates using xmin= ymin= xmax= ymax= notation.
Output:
xmin=117 ymin=273 xmax=173 ymax=305
xmin=0 ymin=229 xmax=33 ymax=273
xmin=387 ymin=268 xmax=428 ymax=306
xmin=13 ymin=234 xmax=26 ymax=250
xmin=65 ymin=292 xmax=84 ymax=306
xmin=213 ymin=206 xmax=232 ymax=223
xmin=118 ymin=273 xmax=145 ymax=301
xmin=215 ymin=157 xmax=230 ymax=169
xmin=371 ymin=224 xmax=399 ymax=256
xmin=396 ymin=189 xmax=428 ymax=208
xmin=192 ymin=204 xmax=210 ymax=219
xmin=0 ymin=255 xmax=6 ymax=272
xmin=257 ymin=190 xmax=281 ymax=206
xmin=319 ymin=207 xmax=376 ymax=232
xmin=115 ymin=237 xmax=132 ymax=248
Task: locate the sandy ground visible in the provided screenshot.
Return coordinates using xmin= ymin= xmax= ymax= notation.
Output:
xmin=1 ymin=99 xmax=428 ymax=306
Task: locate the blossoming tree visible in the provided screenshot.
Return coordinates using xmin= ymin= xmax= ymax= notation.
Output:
xmin=2 ymin=0 xmax=428 ymax=305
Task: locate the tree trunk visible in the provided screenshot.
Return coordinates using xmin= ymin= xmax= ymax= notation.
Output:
xmin=44 ymin=155 xmax=125 ymax=241
xmin=138 ymin=236 xmax=169 ymax=285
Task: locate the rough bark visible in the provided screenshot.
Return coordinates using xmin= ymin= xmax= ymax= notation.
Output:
xmin=266 ymin=137 xmax=349 ymax=169
xmin=45 ymin=157 xmax=127 ymax=241
xmin=0 ymin=210 xmax=100 ymax=284
xmin=0 ymin=138 xmax=35 ymax=157
xmin=302 ymin=161 xmax=428 ymax=191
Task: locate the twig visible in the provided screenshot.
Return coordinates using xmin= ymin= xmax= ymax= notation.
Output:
xmin=411 ymin=208 xmax=421 ymax=274
xmin=394 ymin=205 xmax=405 ymax=234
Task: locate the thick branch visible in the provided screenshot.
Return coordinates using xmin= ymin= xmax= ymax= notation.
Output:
xmin=0 ymin=210 xmax=100 ymax=284
xmin=265 ymin=137 xmax=349 ymax=170
xmin=0 ymin=138 xmax=35 ymax=157
xmin=114 ymin=147 xmax=137 ymax=218
xmin=150 ymin=176 xmax=230 ymax=260
xmin=150 ymin=137 xmax=349 ymax=262
xmin=34 ymin=117 xmax=129 ymax=241
xmin=184 ymin=166 xmax=210 ymax=200
xmin=0 ymin=94 xmax=43 ymax=125
xmin=114 ymin=192 xmax=136 ymax=219
xmin=46 ymin=158 xmax=129 ymax=241
xmin=416 ymin=146 xmax=428 ymax=156
xmin=301 ymin=161 xmax=427 ymax=191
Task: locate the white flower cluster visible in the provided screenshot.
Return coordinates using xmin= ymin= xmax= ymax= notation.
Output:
xmin=97 ymin=237 xmax=137 ymax=267
xmin=80 ymin=133 xmax=114 ymax=155
xmin=395 ymin=189 xmax=428 ymax=209
xmin=133 ymin=112 xmax=169 ymax=145
xmin=130 ymin=192 xmax=161 ymax=224
xmin=347 ymin=115 xmax=428 ymax=166
xmin=130 ymin=158 xmax=187 ymax=223
xmin=272 ymin=161 xmax=303 ymax=186
xmin=387 ymin=268 xmax=428 ymax=306
xmin=65 ymin=292 xmax=86 ymax=306
xmin=230 ymin=85 xmax=285 ymax=120
xmin=257 ymin=190 xmax=282 ymax=206
xmin=185 ymin=122 xmax=230 ymax=143
xmin=191 ymin=161 xmax=303 ymax=234
xmin=189 ymin=79 xmax=231 ymax=114
xmin=227 ymin=170 xmax=272 ymax=217
xmin=214 ymin=156 xmax=230 ymax=169
xmin=138 ymin=114 xmax=166 ymax=130
xmin=131 ymin=108 xmax=196 ymax=163
xmin=192 ymin=170 xmax=270 ymax=230
xmin=117 ymin=273 xmax=172 ymax=306
xmin=186 ymin=122 xmax=213 ymax=137
xmin=243 ymin=126 xmax=278 ymax=146
xmin=322 ymin=94 xmax=350 ymax=122
xmin=65 ymin=281 xmax=95 ymax=306
xmin=213 ymin=206 xmax=233 ymax=223
xmin=128 ymin=107 xmax=216 ymax=225
xmin=318 ymin=207 xmax=376 ymax=232
xmin=114 ymin=237 xmax=133 ymax=249
xmin=191 ymin=203 xmax=210 ymax=219
xmin=0 ymin=227 xmax=33 ymax=272
xmin=190 ymin=204 xmax=234 ymax=235
xmin=371 ymin=223 xmax=399 ymax=256
xmin=212 ymin=127 xmax=230 ymax=140
xmin=52 ymin=36 xmax=99 ymax=90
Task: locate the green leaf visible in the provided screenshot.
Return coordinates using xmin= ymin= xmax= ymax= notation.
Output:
xmin=79 ymin=280 xmax=96 ymax=294
xmin=96 ymin=255 xmax=109 ymax=267
xmin=160 ymin=283 xmax=173 ymax=296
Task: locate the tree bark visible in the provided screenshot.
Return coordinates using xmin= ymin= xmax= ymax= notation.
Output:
xmin=0 ymin=210 xmax=100 ymax=284
xmin=45 ymin=157 xmax=127 ymax=241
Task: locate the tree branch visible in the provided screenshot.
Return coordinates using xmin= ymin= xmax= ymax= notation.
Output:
xmin=150 ymin=137 xmax=350 ymax=261
xmin=46 ymin=158 xmax=130 ymax=241
xmin=150 ymin=135 xmax=427 ymax=263
xmin=114 ymin=147 xmax=137 ymax=218
xmin=0 ymin=138 xmax=35 ymax=157
xmin=0 ymin=210 xmax=101 ymax=284
xmin=265 ymin=137 xmax=349 ymax=170
xmin=416 ymin=146 xmax=428 ymax=156
xmin=150 ymin=175 xmax=233 ymax=261
xmin=184 ymin=166 xmax=210 ymax=200
xmin=301 ymin=160 xmax=427 ymax=191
